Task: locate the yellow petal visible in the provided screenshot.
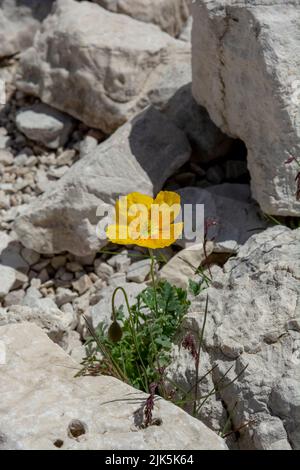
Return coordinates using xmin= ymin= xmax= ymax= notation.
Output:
xmin=116 ymin=192 xmax=153 ymax=225
xmin=154 ymin=191 xmax=181 ymax=207
xmin=154 ymin=191 xmax=181 ymax=224
xmin=106 ymin=224 xmax=132 ymax=245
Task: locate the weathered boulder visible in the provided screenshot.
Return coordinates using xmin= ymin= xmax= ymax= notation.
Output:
xmin=0 ymin=0 xmax=55 ymax=59
xmin=192 ymin=0 xmax=300 ymax=216
xmin=93 ymin=0 xmax=191 ymax=37
xmin=0 ymin=322 xmax=227 ymax=450
xmin=169 ymin=226 xmax=300 ymax=449
xmin=16 ymin=0 xmax=190 ymax=134
xmin=13 ymin=107 xmax=191 ymax=256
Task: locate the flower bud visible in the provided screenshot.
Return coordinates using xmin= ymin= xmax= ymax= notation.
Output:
xmin=108 ymin=321 xmax=123 ymax=343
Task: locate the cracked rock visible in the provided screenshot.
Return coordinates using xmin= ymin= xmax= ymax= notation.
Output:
xmin=169 ymin=226 xmax=300 ymax=450
xmin=192 ymin=0 xmax=300 ymax=216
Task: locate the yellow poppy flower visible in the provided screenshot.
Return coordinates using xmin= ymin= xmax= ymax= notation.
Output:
xmin=106 ymin=191 xmax=183 ymax=248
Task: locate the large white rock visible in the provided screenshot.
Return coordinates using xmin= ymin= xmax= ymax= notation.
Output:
xmin=16 ymin=0 xmax=190 ymax=134
xmin=0 ymin=322 xmax=227 ymax=450
xmin=191 ymin=0 xmax=300 ymax=216
xmin=169 ymin=226 xmax=300 ymax=449
xmin=0 ymin=0 xmax=55 ymax=59
xmin=13 ymin=107 xmax=191 ymax=256
xmin=93 ymin=0 xmax=191 ymax=37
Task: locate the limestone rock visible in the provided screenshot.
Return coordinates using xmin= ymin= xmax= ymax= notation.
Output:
xmin=177 ymin=184 xmax=268 ymax=252
xmin=91 ymin=281 xmax=147 ymax=329
xmin=16 ymin=103 xmax=74 ymax=149
xmin=16 ymin=0 xmax=190 ymax=134
xmin=0 ymin=233 xmax=28 ymax=297
xmin=191 ymin=0 xmax=300 ymax=216
xmin=0 ymin=0 xmax=55 ymax=59
xmin=0 ymin=305 xmax=76 ymax=348
xmin=163 ymin=84 xmax=233 ymax=163
xmin=127 ymin=259 xmax=151 ymax=283
xmin=0 ymin=322 xmax=227 ymax=449
xmin=13 ymin=107 xmax=191 ymax=256
xmin=169 ymin=226 xmax=300 ymax=449
xmin=159 ymin=242 xmax=214 ymax=289
xmin=93 ymin=0 xmax=190 ymax=37
xmin=0 ymin=266 xmax=16 ymax=297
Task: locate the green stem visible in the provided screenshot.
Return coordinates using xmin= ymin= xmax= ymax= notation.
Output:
xmin=111 ymin=286 xmax=149 ymax=391
xmin=148 ymin=248 xmax=158 ymax=317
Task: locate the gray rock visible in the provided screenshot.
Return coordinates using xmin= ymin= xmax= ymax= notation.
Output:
xmin=51 ymin=255 xmax=67 ymax=270
xmin=93 ymin=0 xmax=190 ymax=37
xmin=3 ymin=289 xmax=25 ymax=307
xmin=179 ymin=16 xmax=192 ymax=42
xmin=13 ymin=107 xmax=191 ymax=256
xmin=55 ymin=288 xmax=77 ymax=308
xmin=0 ymin=266 xmax=16 ymax=297
xmin=192 ymin=0 xmax=300 ymax=216
xmin=163 ymin=84 xmax=233 ymax=163
xmin=169 ymin=226 xmax=300 ymax=449
xmin=0 ymin=149 xmax=13 ymax=165
xmin=0 ymin=233 xmax=29 ymax=297
xmin=17 ymin=0 xmax=190 ymax=134
xmin=206 ymin=165 xmax=225 ymax=184
xmin=94 ymin=259 xmax=114 ymax=280
xmin=91 ymin=281 xmax=146 ymax=329
xmin=107 ymin=252 xmax=131 ymax=273
xmin=159 ymin=242 xmax=214 ymax=288
xmin=0 ymin=322 xmax=227 ymax=449
xmin=72 ymin=274 xmax=93 ymax=295
xmin=0 ymin=0 xmax=55 ymax=59
xmin=16 ymin=103 xmax=74 ymax=149
xmin=127 ymin=259 xmax=151 ymax=283
xmin=177 ymin=184 xmax=268 ymax=252
xmin=0 ymin=134 xmax=10 ymax=149
xmin=20 ymin=247 xmax=40 ymax=266
xmin=0 ymin=304 xmax=76 ymax=348
xmin=79 ymin=135 xmax=98 ymax=159
xmin=108 ymin=272 xmax=127 ymax=287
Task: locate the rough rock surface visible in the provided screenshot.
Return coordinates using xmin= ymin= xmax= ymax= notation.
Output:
xmin=169 ymin=226 xmax=300 ymax=450
xmin=16 ymin=0 xmax=190 ymax=134
xmin=159 ymin=242 xmax=214 ymax=288
xmin=0 ymin=304 xmax=76 ymax=349
xmin=177 ymin=184 xmax=268 ymax=252
xmin=13 ymin=107 xmax=191 ymax=256
xmin=93 ymin=0 xmax=191 ymax=37
xmin=192 ymin=0 xmax=300 ymax=216
xmin=16 ymin=103 xmax=74 ymax=149
xmin=91 ymin=281 xmax=147 ymax=330
xmin=0 ymin=322 xmax=227 ymax=450
xmin=0 ymin=0 xmax=55 ymax=59
xmin=163 ymin=84 xmax=233 ymax=163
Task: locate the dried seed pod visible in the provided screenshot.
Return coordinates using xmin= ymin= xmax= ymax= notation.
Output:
xmin=108 ymin=321 xmax=123 ymax=343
